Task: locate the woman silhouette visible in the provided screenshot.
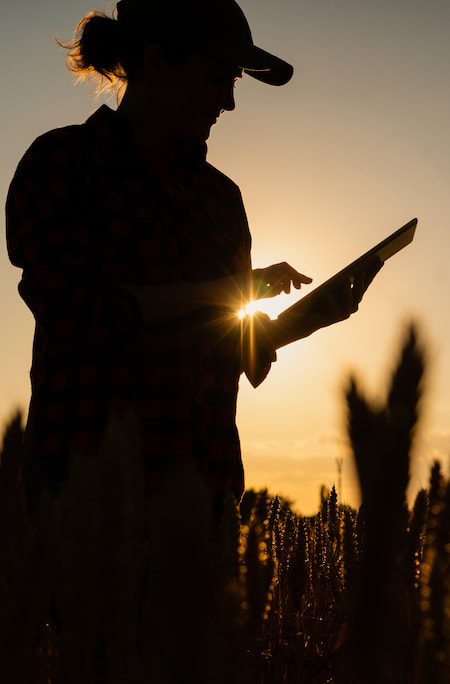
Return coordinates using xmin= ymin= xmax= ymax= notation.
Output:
xmin=6 ymin=0 xmax=370 ymax=517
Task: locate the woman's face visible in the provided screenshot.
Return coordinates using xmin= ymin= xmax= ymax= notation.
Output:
xmin=151 ymin=51 xmax=242 ymax=145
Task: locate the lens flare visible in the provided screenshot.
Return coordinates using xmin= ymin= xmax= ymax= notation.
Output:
xmin=237 ymin=300 xmax=260 ymax=319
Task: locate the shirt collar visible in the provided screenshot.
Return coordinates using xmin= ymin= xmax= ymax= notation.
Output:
xmin=85 ymin=105 xmax=208 ymax=166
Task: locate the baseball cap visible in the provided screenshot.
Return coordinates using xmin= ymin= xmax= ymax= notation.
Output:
xmin=116 ymin=0 xmax=294 ymax=86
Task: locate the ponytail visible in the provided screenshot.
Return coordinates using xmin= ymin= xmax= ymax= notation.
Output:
xmin=58 ymin=11 xmax=127 ymax=91
xmin=59 ymin=4 xmax=194 ymax=92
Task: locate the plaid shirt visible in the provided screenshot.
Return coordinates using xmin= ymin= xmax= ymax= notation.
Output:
xmin=6 ymin=105 xmax=252 ymax=501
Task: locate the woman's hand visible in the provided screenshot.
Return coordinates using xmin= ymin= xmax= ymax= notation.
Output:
xmin=251 ymin=263 xmax=312 ymax=299
xmin=315 ymin=257 xmax=384 ymax=326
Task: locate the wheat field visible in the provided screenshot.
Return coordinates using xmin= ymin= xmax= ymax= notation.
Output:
xmin=1 ymin=326 xmax=449 ymax=683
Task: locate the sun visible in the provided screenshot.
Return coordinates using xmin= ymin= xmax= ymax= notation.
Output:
xmin=237 ymin=300 xmax=261 ymax=319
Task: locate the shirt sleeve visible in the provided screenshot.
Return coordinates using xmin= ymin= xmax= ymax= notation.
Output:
xmin=5 ymin=130 xmax=142 ymax=351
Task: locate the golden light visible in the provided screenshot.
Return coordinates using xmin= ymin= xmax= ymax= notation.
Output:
xmin=238 ymin=294 xmax=297 ymax=322
xmin=237 ymin=299 xmax=261 ymax=319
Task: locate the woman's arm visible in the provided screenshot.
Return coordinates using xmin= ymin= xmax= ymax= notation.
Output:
xmin=122 ymin=262 xmax=313 ymax=326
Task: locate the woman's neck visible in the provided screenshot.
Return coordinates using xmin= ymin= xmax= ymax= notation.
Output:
xmin=117 ymin=82 xmax=176 ymax=151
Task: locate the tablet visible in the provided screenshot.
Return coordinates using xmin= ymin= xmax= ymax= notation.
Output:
xmin=275 ymin=218 xmax=417 ymax=345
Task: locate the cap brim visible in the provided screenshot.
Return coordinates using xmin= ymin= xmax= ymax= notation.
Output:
xmin=199 ymin=41 xmax=294 ymax=86
xmin=241 ymin=46 xmax=294 ymax=86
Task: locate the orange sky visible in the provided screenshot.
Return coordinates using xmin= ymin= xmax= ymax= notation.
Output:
xmin=1 ymin=0 xmax=450 ymax=513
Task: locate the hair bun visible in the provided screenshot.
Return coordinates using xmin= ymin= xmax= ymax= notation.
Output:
xmin=61 ymin=11 xmax=126 ymax=88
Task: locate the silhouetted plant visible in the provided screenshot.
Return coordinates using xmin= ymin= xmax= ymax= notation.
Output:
xmin=345 ymin=325 xmax=425 ymax=684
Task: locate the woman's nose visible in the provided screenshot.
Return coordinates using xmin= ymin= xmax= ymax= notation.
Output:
xmin=220 ymin=84 xmax=236 ymax=112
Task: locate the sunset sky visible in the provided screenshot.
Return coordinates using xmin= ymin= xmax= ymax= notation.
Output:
xmin=2 ymin=0 xmax=450 ymax=514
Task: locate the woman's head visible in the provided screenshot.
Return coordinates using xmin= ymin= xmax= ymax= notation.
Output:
xmin=133 ymin=47 xmax=242 ymax=145
xmin=62 ymin=0 xmax=293 ymax=92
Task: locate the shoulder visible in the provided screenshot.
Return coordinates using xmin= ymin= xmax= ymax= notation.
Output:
xmin=201 ymin=160 xmax=246 ymax=210
xmin=203 ymin=160 xmax=241 ymax=192
xmin=13 ymin=105 xmax=117 ymax=172
xmin=12 ymin=124 xmax=90 ymax=182
xmin=199 ymin=160 xmax=251 ymax=245
xmin=6 ymin=112 xmax=109 ymax=220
